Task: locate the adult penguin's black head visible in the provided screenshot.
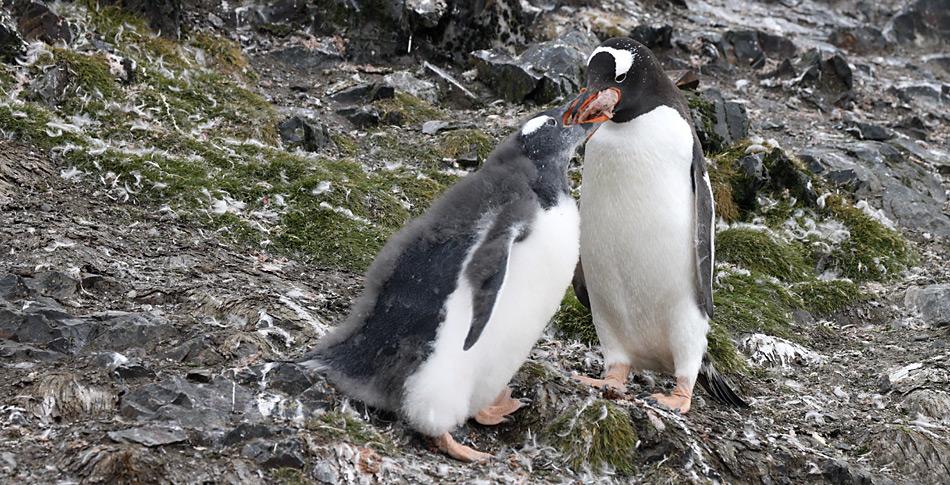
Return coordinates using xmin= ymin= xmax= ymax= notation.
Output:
xmin=564 ymin=38 xmax=675 ymax=125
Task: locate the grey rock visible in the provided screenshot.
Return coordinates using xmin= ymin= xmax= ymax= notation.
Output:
xmin=885 ymin=0 xmax=949 ymax=47
xmin=108 ymin=426 xmax=188 ymax=447
xmin=329 ymin=83 xmax=394 ymax=105
xmin=899 ymin=389 xmax=950 ymax=422
xmin=336 ymin=106 xmax=382 ymax=129
xmin=423 ymin=61 xmax=478 ymax=107
xmin=269 ymin=44 xmax=343 ymax=72
xmin=630 ymin=24 xmax=673 ymax=50
xmin=820 ymin=458 xmax=895 ymax=485
xmin=119 ymin=376 xmax=264 ymax=432
xmin=221 ymin=423 xmax=278 ymax=447
xmin=795 ymin=50 xmax=854 ymax=110
xmin=829 ymin=26 xmax=888 ymax=55
xmin=473 ymin=31 xmax=598 ymax=104
xmin=90 ymin=312 xmax=176 ymax=352
xmin=24 ymin=271 xmax=79 ymax=301
xmin=802 ymin=142 xmax=949 ymax=235
xmin=722 ymin=30 xmax=766 ymax=68
xmin=421 ymin=120 xmax=451 ymax=135
xmin=28 ymin=62 xmax=70 ymax=107
xmin=0 ymin=340 xmax=63 ymax=361
xmin=312 ymin=461 xmax=339 ymax=484
xmin=844 ymin=121 xmax=893 ymax=141
xmin=14 ymin=1 xmax=72 ymax=45
xmin=242 ymin=438 xmax=306 ymax=470
xmin=869 ymin=425 xmax=950 ymax=484
xmin=278 ymin=116 xmax=333 ymax=152
xmin=186 ymin=369 xmax=213 ymax=383
xmin=405 ymin=0 xmax=447 ymax=29
xmin=0 ymin=274 xmax=31 ymax=300
xmin=383 ymin=71 xmax=438 ymax=104
xmin=100 ymin=0 xmax=182 ymax=38
xmin=114 ymin=361 xmax=156 ymax=379
xmin=718 ymin=30 xmax=797 ymax=69
xmin=904 ymin=284 xmax=950 ymax=326
xmin=691 ymin=89 xmax=749 ymax=153
xmin=0 ymin=10 xmax=26 ymax=62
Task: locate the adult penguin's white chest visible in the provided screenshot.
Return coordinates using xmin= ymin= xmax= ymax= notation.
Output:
xmin=579 ymin=105 xmax=701 ymax=372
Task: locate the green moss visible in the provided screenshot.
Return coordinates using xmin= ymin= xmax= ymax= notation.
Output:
xmin=307 ymin=411 xmax=395 ymax=454
xmin=706 ymin=321 xmax=747 ymax=373
xmin=374 ymin=92 xmax=442 ymax=125
xmin=331 ymin=132 xmax=358 ymax=156
xmin=190 ymin=32 xmax=251 ymax=76
xmin=544 ymin=400 xmax=637 ymax=474
xmin=825 ymin=197 xmax=916 ymax=282
xmin=438 ymin=129 xmax=494 ymax=161
xmin=716 ymin=228 xmax=811 ymax=282
xmin=552 ymin=288 xmax=597 ymax=344
xmin=792 ymin=279 xmax=864 ymax=316
xmin=714 ymin=270 xmax=801 ymax=339
xmin=45 ymin=48 xmax=119 ymax=109
xmin=686 ymin=91 xmax=724 ymax=154
xmin=271 ymin=468 xmax=309 ymax=484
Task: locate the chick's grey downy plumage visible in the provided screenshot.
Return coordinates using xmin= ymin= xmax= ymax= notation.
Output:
xmin=300 ymin=104 xmax=594 ymax=443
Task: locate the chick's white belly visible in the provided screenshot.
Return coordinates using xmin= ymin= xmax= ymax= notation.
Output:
xmin=402 ymin=196 xmax=579 ymax=436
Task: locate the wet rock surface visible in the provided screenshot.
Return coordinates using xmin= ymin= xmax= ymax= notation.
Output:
xmin=0 ymin=0 xmax=948 ymax=483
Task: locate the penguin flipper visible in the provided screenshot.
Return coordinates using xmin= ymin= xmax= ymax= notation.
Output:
xmin=690 ymin=142 xmax=715 ymax=318
xmin=462 ymin=220 xmax=522 ymax=351
xmin=696 ymin=354 xmax=749 ymax=408
xmin=571 ymin=260 xmax=591 ymax=310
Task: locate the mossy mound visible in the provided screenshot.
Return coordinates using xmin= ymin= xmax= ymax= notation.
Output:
xmin=543 ymin=399 xmax=637 ymax=474
xmin=374 ymin=92 xmax=442 ymax=126
xmin=716 ymin=227 xmax=811 ymax=282
xmin=439 ymin=129 xmax=494 ymax=161
xmin=824 ymin=196 xmax=916 ymax=282
xmin=552 ymin=288 xmax=597 ymax=344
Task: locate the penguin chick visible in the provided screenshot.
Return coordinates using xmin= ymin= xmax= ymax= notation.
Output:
xmin=565 ymin=38 xmax=748 ymax=413
xmin=300 ymin=103 xmax=597 ymax=462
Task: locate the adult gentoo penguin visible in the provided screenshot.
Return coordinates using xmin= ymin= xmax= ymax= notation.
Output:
xmin=300 ymin=104 xmax=597 ymax=462
xmin=564 ymin=37 xmax=747 ymax=413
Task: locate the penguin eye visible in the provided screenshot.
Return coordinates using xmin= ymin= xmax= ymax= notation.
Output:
xmin=545 ymin=118 xmax=557 ymax=127
xmin=615 ymin=72 xmax=627 ymax=83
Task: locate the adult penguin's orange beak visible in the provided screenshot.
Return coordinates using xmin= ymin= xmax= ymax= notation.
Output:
xmin=562 ymin=87 xmax=622 ymax=126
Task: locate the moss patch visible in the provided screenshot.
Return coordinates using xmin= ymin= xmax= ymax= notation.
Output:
xmin=190 ymin=31 xmax=251 ymax=76
xmin=438 ymin=129 xmax=493 ymax=161
xmin=544 ymin=399 xmax=637 ymax=474
xmin=271 ymin=468 xmax=308 ymax=484
xmin=792 ymin=279 xmax=864 ymax=316
xmin=716 ymin=227 xmax=811 ymax=282
xmin=552 ymin=288 xmax=597 ymax=345
xmin=825 ymin=196 xmax=916 ymax=282
xmin=374 ymin=92 xmax=442 ymax=126
xmin=714 ymin=269 xmax=801 ymax=339
xmin=306 ymin=411 xmax=396 ymax=454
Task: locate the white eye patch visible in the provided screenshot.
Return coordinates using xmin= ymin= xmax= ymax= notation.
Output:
xmin=521 ymin=115 xmax=552 ymax=136
xmin=588 ymin=46 xmax=634 ymax=79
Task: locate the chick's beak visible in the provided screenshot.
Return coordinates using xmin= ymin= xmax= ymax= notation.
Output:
xmin=563 ymin=87 xmax=622 ymax=126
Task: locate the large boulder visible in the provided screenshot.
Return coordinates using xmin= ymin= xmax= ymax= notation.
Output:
xmin=885 ymin=0 xmax=950 ymax=47
xmin=472 ymin=30 xmax=598 ymax=104
xmin=0 ymin=10 xmax=26 ymax=62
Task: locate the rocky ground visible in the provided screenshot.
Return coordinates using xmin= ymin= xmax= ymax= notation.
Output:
xmin=0 ymin=0 xmax=948 ymax=483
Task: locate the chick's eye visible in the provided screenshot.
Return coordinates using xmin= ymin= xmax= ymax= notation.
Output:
xmin=546 ymin=118 xmax=557 ymax=126
xmin=615 ymin=73 xmax=627 ymax=83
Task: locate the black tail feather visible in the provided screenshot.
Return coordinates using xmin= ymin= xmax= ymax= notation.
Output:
xmin=696 ymin=354 xmax=750 ymax=408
